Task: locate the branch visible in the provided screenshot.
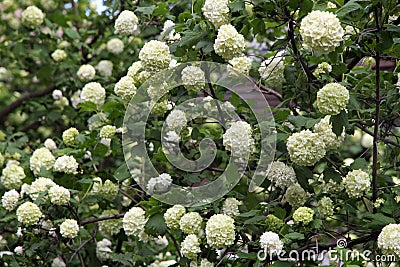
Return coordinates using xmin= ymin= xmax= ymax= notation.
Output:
xmin=355 ymin=123 xmax=400 ymax=148
xmin=79 ymin=213 xmax=124 ymax=226
xmin=0 ymin=86 xmax=54 ymax=124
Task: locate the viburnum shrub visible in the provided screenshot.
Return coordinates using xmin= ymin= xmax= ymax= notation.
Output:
xmin=0 ymin=0 xmax=400 ymax=266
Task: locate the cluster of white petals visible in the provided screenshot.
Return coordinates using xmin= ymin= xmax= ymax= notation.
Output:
xmin=123 ymin=207 xmax=147 ymax=236
xmin=286 ymin=130 xmax=326 ymax=166
xmin=164 ymin=205 xmax=186 ymax=229
xmin=202 ymin=0 xmax=230 ymax=28
xmin=60 ymin=219 xmax=79 ymax=238
xmin=260 ymin=231 xmax=284 ymax=255
xmin=205 ymin=214 xmax=235 ymax=248
xmin=342 ymin=170 xmax=370 ymax=198
xmin=77 ymin=64 xmax=96 ymax=82
xmin=214 ymin=24 xmax=246 ymax=59
xmin=53 ymin=155 xmax=79 ymax=174
xmin=80 ymin=82 xmax=106 ymax=106
xmin=115 ymin=10 xmax=138 ymax=36
xmin=139 ymin=40 xmax=171 ymax=72
xmin=21 ymin=6 xmax=45 ymax=28
xmin=267 ymin=161 xmax=297 ymax=189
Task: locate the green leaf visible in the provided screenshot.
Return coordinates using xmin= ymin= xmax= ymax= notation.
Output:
xmin=229 ymin=0 xmax=245 ymax=12
xmin=237 ymin=251 xmax=258 ymax=260
xmin=145 ymin=213 xmax=168 ymax=236
xmin=323 ymin=167 xmax=342 ymax=183
xmin=330 ymin=110 xmax=348 ymax=137
xmin=78 ymin=102 xmax=97 ymax=112
xmin=135 ymin=5 xmax=156 ymax=15
xmin=64 ymin=28 xmax=81 ymax=40
xmin=244 ymin=215 xmax=267 ymax=225
xmin=293 ymin=165 xmax=314 ymax=193
xmin=111 ymin=253 xmax=134 ymax=267
xmin=364 ymin=213 xmax=395 ymax=229
xmin=238 ymin=210 xmax=260 ymax=218
xmin=350 ymin=158 xmax=368 ymax=170
xmin=284 ymin=232 xmax=305 ymax=241
xmin=336 ymin=1 xmax=363 ymax=18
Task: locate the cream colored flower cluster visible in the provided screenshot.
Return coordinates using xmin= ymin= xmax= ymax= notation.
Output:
xmin=146 ymin=173 xmax=173 ymax=195
xmin=316 ymin=83 xmax=349 ymax=115
xmin=378 ymin=224 xmax=400 ymax=257
xmin=181 ymin=234 xmax=201 ymax=259
xmin=313 ymin=116 xmax=345 ymax=150
xmin=342 ymin=169 xmax=370 ymax=198
xmin=286 ymin=129 xmax=326 ymax=166
xmin=48 ymin=185 xmax=70 ymax=205
xmin=222 ymin=197 xmax=241 ymax=216
xmin=293 ymin=207 xmax=314 ymax=224
xmin=29 ymin=177 xmax=55 ymax=200
xmin=139 ymin=40 xmax=171 ymax=72
xmin=16 ymin=202 xmax=43 ymax=226
xmin=267 ymin=161 xmax=297 ymax=189
xmin=21 ymin=6 xmax=45 ymax=28
xmin=164 ymin=205 xmax=186 ymax=229
xmin=202 ymin=0 xmax=230 ymax=28
xmin=205 ymin=214 xmax=235 ymax=248
xmin=259 ymin=231 xmax=283 ymax=255
xmin=161 ymin=20 xmax=181 ymax=41
xmin=107 ymin=38 xmax=124 ymax=54
xmin=115 ymin=10 xmax=138 ymax=36
xmin=180 ymin=212 xmax=203 ymax=235
xmin=30 ymin=147 xmax=56 ymax=175
xmin=77 ymin=64 xmax=96 ymax=82
xmin=51 ymin=49 xmax=67 ymax=62
xmin=96 ymin=60 xmax=113 ymax=77
xmin=114 ymin=76 xmax=137 ymax=101
xmin=214 ymin=24 xmax=246 ymax=60
xmin=259 ymin=54 xmax=285 ymax=89
xmin=53 ymin=155 xmax=79 ymax=174
xmin=181 ymin=66 xmax=205 ymax=92
xmin=123 ymin=207 xmax=147 ymax=236
xmin=317 ymin=196 xmax=334 ymax=218
xmin=300 ymin=10 xmax=344 ymax=53
xmin=90 ymin=178 xmax=119 ymax=200
xmin=228 ymin=56 xmax=252 ymax=76
xmin=285 ymin=183 xmax=308 ymax=208
xmin=98 ymin=209 xmax=122 ymax=236
xmin=223 ymin=121 xmax=254 ymax=159
xmin=1 ymin=189 xmax=20 ymax=211
xmin=100 ymin=125 xmax=117 ymax=139
xmin=166 ymin=110 xmax=187 ymax=130
xmin=80 ymin=82 xmax=106 ymax=107
xmin=1 ymin=162 xmax=25 ymax=189
xmin=60 ymin=219 xmax=79 ymax=238
xmin=62 ymin=127 xmax=79 ymax=147
xmin=313 ymin=62 xmax=332 ymax=78
xmin=96 ymin=238 xmax=112 ymax=261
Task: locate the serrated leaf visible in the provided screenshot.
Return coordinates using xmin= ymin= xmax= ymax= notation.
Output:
xmin=336 ymin=1 xmax=362 ymax=18
xmin=135 ymin=5 xmax=156 ymax=15
xmin=145 ymin=213 xmax=167 ymax=236
xmin=293 ymin=165 xmax=314 ymax=193
xmin=330 ymin=110 xmax=348 ymax=137
xmin=65 ymin=28 xmax=81 ymax=40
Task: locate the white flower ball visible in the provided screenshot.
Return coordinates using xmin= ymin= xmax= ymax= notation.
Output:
xmin=107 ymin=38 xmax=124 ymax=54
xmin=166 ymin=110 xmax=187 ymax=130
xmin=53 ymin=155 xmax=79 ymax=174
xmin=300 ymin=10 xmax=344 ymax=53
xmin=316 ymin=83 xmax=349 ymax=115
xmin=223 ymin=121 xmax=254 ymax=158
xmin=342 ymin=169 xmax=370 ymax=198
xmin=16 ymin=202 xmax=43 ymax=226
xmin=51 ymin=49 xmax=67 ymax=62
xmin=293 ymin=206 xmax=314 ymax=224
xmin=48 ymin=185 xmax=70 ymax=205
xmin=181 ymin=66 xmax=205 ymax=92
xmin=60 ymin=219 xmax=79 ymax=238
xmin=146 ymin=173 xmax=172 ymax=194
xmin=260 ymin=231 xmax=283 ymax=255
xmin=123 ymin=207 xmax=147 ymax=236
xmin=1 ymin=189 xmax=20 ymax=211
xmin=161 ymin=20 xmax=181 ymax=41
xmin=44 ymin=138 xmax=57 ymax=151
xmin=317 ymin=196 xmax=334 ymax=218
xmin=21 ymin=6 xmax=45 ymax=28
xmin=181 ymin=234 xmax=201 ymax=259
xmin=77 ymin=64 xmax=96 ymax=82
xmin=267 ymin=161 xmax=297 ymax=189
xmin=205 ymin=214 xmax=235 ymax=248
xmin=214 ymin=24 xmax=246 ymax=60
xmin=228 ymin=56 xmax=252 ymax=76
xmin=115 ymin=10 xmax=138 ymax=36
xmin=139 ymin=40 xmax=171 ymax=72
xmin=222 ymin=197 xmax=241 ymax=216
xmin=313 ymin=62 xmax=332 ymax=78
xmin=98 ymin=209 xmax=122 ymax=236
xmin=96 ymin=60 xmax=113 ymax=77
xmin=62 ymin=127 xmax=79 ymax=147
xmin=202 ymin=0 xmax=230 ymax=28
xmin=286 ymin=129 xmax=326 ymax=166
xmin=313 ymin=115 xmax=345 ymax=150
xmin=285 ymin=183 xmax=308 ymax=208
xmin=164 ymin=205 xmax=186 ymax=229
xmin=29 ymin=177 xmax=56 ymax=200
xmin=114 ymin=76 xmax=137 ymax=101
xmin=1 ymin=162 xmax=25 ymax=190
xmin=180 ymin=212 xmax=203 ymax=235
xmin=100 ymin=125 xmax=117 ymax=139
xmin=378 ymin=224 xmax=400 ymax=256
xmin=80 ymin=82 xmax=106 ymax=106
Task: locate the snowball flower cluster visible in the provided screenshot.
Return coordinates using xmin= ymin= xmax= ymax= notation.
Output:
xmin=181 ymin=66 xmax=205 ymax=92
xmin=180 ymin=212 xmax=203 ymax=234
xmin=146 ymin=173 xmax=173 ymax=194
xmin=16 ymin=202 xmax=43 ymax=226
xmin=206 ymin=214 xmax=235 ymax=248
xmin=21 ymin=6 xmax=45 ymax=28
xmin=181 ymin=234 xmax=201 ymax=259
xmin=96 ymin=60 xmax=113 ymax=77
xmin=123 ymin=207 xmax=147 ymax=236
xmin=51 ymin=257 xmax=66 ymax=267
xmin=228 ymin=56 xmax=252 ymax=76
xmin=166 ymin=110 xmax=187 ymax=130
xmin=107 ymin=38 xmax=124 ymax=54
xmin=202 ymin=0 xmax=230 ymax=28
xmin=161 ymin=20 xmax=181 ymax=41
xmin=48 ymin=185 xmax=70 ymax=205
xmin=114 ymin=76 xmax=137 ymax=101
xmin=91 ymin=178 xmax=119 ymax=200
xmin=222 ymin=197 xmax=241 ymax=216
xmin=62 ymin=128 xmax=79 ymax=147
xmin=285 ymin=183 xmax=308 ymax=208
xmin=259 ymin=54 xmax=285 ymax=89
xmin=265 ymin=215 xmax=284 ymax=232
xmin=267 ymin=161 xmax=297 ymax=189
xmin=30 ymin=147 xmax=56 ymax=175
xmin=100 ymin=125 xmax=117 ymax=139
xmin=139 ymin=40 xmax=171 ymax=72
xmin=44 ymin=138 xmax=57 ymax=151
xmin=260 ymin=231 xmax=283 ymax=255
xmin=286 ymin=129 xmax=326 ymax=166
xmin=80 ymin=82 xmax=106 ymax=106
xmin=164 ymin=205 xmax=186 ymax=229
xmin=293 ymin=207 xmax=314 ymax=224
xmin=223 ymin=121 xmax=254 ymax=159
xmin=77 ymin=64 xmax=96 ymax=82
xmin=378 ymin=224 xmax=400 ymax=256
xmin=114 ymin=10 xmax=138 ymax=36
xmin=316 ymin=83 xmax=349 ymax=115
xmin=342 ymin=169 xmax=370 ymax=198
xmin=313 ymin=62 xmax=332 ymax=78
xmin=214 ymin=24 xmax=246 ymax=59
xmin=317 ymin=196 xmax=334 ymax=218
xmin=96 ymin=238 xmax=112 ymax=261
xmin=1 ymin=162 xmax=25 ymax=189
xmin=29 ymin=177 xmax=56 ymax=200
xmin=300 ymin=10 xmax=344 ymax=53
xmin=53 ymin=155 xmax=78 ymax=174
xmin=98 ymin=209 xmax=122 ymax=236
xmin=313 ymin=116 xmax=345 ymax=150
xmin=51 ymin=49 xmax=67 ymax=62
xmin=60 ymin=219 xmax=79 ymax=238
xmin=1 ymin=189 xmax=20 ymax=211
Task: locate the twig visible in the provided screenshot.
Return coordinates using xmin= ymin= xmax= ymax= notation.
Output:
xmin=355 ymin=123 xmax=400 ymax=148
xmin=79 ymin=213 xmax=124 ymax=226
